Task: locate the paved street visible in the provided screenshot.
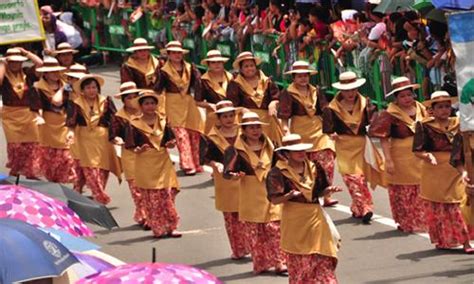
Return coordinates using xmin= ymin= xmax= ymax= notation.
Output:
xmin=1 ymin=65 xmax=472 ymax=283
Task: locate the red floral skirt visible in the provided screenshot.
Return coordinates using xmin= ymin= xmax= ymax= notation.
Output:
xmin=6 ymin=142 xmax=42 ymax=178
xmin=127 ymin=179 xmax=147 ymax=224
xmin=287 ymin=253 xmax=338 ymax=284
xmin=247 ymin=221 xmax=287 ymax=273
xmin=223 ymin=212 xmax=251 ymax=259
xmin=141 ymin=188 xmax=180 ymax=237
xmin=73 ymin=165 xmax=110 ymax=205
xmin=40 ymin=147 xmax=77 ymax=183
xmin=173 ymin=127 xmax=202 ymax=172
xmin=388 ymin=185 xmax=427 ymax=233
xmin=342 ymin=174 xmax=374 ymax=217
xmin=308 ymin=149 xmax=335 ymax=183
xmin=423 ymin=200 xmax=474 ymax=248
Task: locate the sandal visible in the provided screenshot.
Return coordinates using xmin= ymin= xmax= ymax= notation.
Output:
xmin=323 ymin=198 xmax=339 ymax=207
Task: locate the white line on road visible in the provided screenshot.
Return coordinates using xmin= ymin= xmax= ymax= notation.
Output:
xmin=170 ymin=154 xmax=431 ymax=240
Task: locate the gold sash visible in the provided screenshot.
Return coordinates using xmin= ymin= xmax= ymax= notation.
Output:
xmin=161 ymin=61 xmax=192 ymax=96
xmin=208 ymin=127 xmax=240 ymax=212
xmin=234 ymin=135 xmax=274 ymax=182
xmin=201 ymin=71 xmax=232 ymax=100
xmin=234 ymin=71 xmax=270 ymax=108
xmin=420 ymin=152 xmax=464 ymax=203
xmin=239 ymin=175 xmax=281 ymax=223
xmin=126 ymin=56 xmax=160 ymax=87
xmin=4 ymin=68 xmax=26 ymax=99
xmin=424 ymin=117 xmax=459 ymax=143
xmin=287 ymin=83 xmax=318 ymax=117
xmin=1 ymin=106 xmax=39 ymax=143
xmin=115 ymin=108 xmax=136 ymax=180
xmin=250 ymin=109 xmax=283 ymax=146
xmin=328 ymin=93 xmax=367 ymax=135
xmin=387 ymin=137 xmax=422 ymax=185
xmin=386 ymin=101 xmax=427 ymax=133
xmin=73 ymin=95 xmax=107 ymax=129
xmin=276 ymin=159 xmax=315 ymax=202
xmin=130 ymin=113 xmax=179 ymax=190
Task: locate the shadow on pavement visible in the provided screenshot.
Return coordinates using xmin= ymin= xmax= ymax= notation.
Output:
xmin=108 ymin=235 xmax=158 ymax=245
xmin=353 ymin=229 xmax=410 ymax=241
xmin=94 ymin=224 xmax=143 ymax=235
xmin=218 ymin=271 xmax=287 ymax=282
xmin=396 ymin=248 xmax=463 ymax=262
xmin=364 ymin=265 xmax=473 ymax=283
xmin=333 ymin=217 xmax=360 ymax=226
xmin=193 ymin=257 xmax=252 ymax=270
xmin=181 ymin=179 xmax=214 ymax=189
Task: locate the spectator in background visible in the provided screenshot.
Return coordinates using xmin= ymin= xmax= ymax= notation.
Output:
xmin=40 ymin=6 xmax=68 ymax=56
xmin=263 ymin=0 xmax=287 ymax=34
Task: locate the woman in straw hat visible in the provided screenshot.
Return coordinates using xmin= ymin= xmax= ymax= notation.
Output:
xmin=0 ymin=47 xmax=43 ymax=178
xmin=223 ymin=111 xmax=287 ymax=275
xmin=196 ymin=50 xmax=234 ymax=134
xmin=121 ymin=38 xmax=161 ymax=89
xmin=64 ymin=63 xmax=88 ymax=101
xmin=203 ymin=100 xmax=250 ymax=259
xmin=53 ymin=42 xmax=85 ymax=81
xmin=267 ymin=133 xmax=342 ymax=283
xmin=413 ymin=91 xmax=473 ymax=254
xmin=66 ymin=74 xmax=122 ymax=204
xmin=369 ymin=77 xmax=429 ymax=233
xmin=322 ymin=71 xmax=385 ymax=224
xmin=30 ymin=57 xmax=76 ymax=183
xmin=279 ymin=61 xmax=338 ymax=208
xmin=124 ymin=90 xmax=181 ymax=238
xmin=154 ymin=41 xmax=204 ymax=176
xmin=226 ymin=51 xmax=283 ymax=146
xmin=109 ymin=82 xmax=147 ymax=227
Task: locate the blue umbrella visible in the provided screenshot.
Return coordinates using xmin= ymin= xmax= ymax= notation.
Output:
xmin=432 ymin=0 xmax=473 ymax=9
xmin=0 ymin=219 xmax=78 ymax=283
xmin=39 ymin=227 xmax=101 ymax=252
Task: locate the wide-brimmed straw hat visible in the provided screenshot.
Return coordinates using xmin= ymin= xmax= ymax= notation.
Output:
xmin=423 ymin=90 xmax=458 ymax=107
xmin=126 ymin=38 xmax=155 ymax=52
xmin=275 ymin=134 xmax=313 ymax=151
xmin=284 ymin=60 xmax=318 ymax=75
xmin=136 ymin=89 xmax=161 ymax=103
xmin=332 ymin=71 xmax=366 ymax=90
xmin=64 ymin=63 xmax=87 ymax=79
xmin=232 ymin=51 xmax=262 ymax=70
xmin=239 ymin=112 xmax=268 ymax=126
xmin=215 ymin=100 xmax=237 ymax=114
xmin=73 ymin=74 xmax=105 ymax=95
xmin=385 ymin=76 xmax=419 ymax=98
xmin=114 ymin=82 xmax=142 ymax=98
xmin=5 ymin=48 xmax=28 ymax=62
xmin=36 ymin=57 xmax=67 ymax=73
xmin=160 ymin=41 xmax=189 ymax=54
xmin=201 ymin=50 xmax=229 ymax=66
xmin=53 ymin=42 xmax=79 ymax=55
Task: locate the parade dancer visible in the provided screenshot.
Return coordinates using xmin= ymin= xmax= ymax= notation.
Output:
xmin=121 ymin=38 xmax=161 ymax=89
xmin=53 ymin=42 xmax=87 ymax=81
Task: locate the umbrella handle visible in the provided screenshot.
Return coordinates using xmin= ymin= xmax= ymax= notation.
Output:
xmin=15 ymin=175 xmax=20 ymax=185
xmin=152 ymin=247 xmax=156 ymax=263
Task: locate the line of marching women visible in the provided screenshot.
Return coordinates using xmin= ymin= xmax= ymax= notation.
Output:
xmin=1 ymin=38 xmax=473 ymax=282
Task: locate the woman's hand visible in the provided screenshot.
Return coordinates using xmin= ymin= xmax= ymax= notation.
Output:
xmin=134 ymin=144 xmax=151 ymax=153
xmin=330 ymin=133 xmax=339 ymax=140
xmin=33 ymin=115 xmax=45 ymax=125
xmin=113 ymin=137 xmax=125 ymax=145
xmin=461 ymin=171 xmax=474 ymax=195
xmin=423 ymin=152 xmax=437 ymax=165
xmin=66 ymin=130 xmax=75 ymax=146
xmin=289 ymin=190 xmax=302 ymax=199
xmin=165 ymin=139 xmax=176 ymax=149
xmin=229 ymin=171 xmax=245 ymax=180
xmin=211 ymin=161 xmax=224 ymax=174
xmin=385 ymin=158 xmax=395 ymax=174
xmin=268 ymin=100 xmax=278 ymax=116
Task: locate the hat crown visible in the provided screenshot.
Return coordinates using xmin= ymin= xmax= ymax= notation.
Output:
xmin=57 ymin=42 xmax=73 ymax=50
xmin=216 ymin=100 xmax=234 ymax=108
xmin=133 ymin=38 xmax=149 ymax=45
xmin=206 ymin=49 xmax=223 ymax=58
xmin=41 ymin=57 xmax=61 ymax=67
xmin=120 ymin=81 xmax=138 ymax=92
xmin=430 ymin=90 xmax=450 ymax=100
xmin=6 ymin=48 xmax=22 ymax=56
xmin=69 ymin=64 xmax=87 ymax=72
xmin=167 ymin=41 xmax=183 ymax=48
xmin=235 ymin=52 xmax=255 ymax=61
xmin=339 ymin=71 xmax=357 ymax=82
xmin=292 ymin=61 xmax=310 ymax=68
xmin=281 ymin=134 xmax=302 ymax=144
xmin=242 ymin=111 xmax=260 ymax=120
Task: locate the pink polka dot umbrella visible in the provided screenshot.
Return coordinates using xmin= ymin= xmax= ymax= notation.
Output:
xmin=0 ymin=185 xmax=93 ymax=237
xmin=77 ymin=263 xmax=222 ymax=284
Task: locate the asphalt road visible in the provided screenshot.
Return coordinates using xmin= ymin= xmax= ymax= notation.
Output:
xmin=1 ymin=65 xmax=472 ymax=283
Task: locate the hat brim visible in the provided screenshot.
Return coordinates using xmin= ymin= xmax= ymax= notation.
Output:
xmin=6 ymin=55 xmax=28 ymax=62
xmin=73 ymin=74 xmax=105 ymax=95
xmin=332 ymin=78 xmax=366 ymax=90
xmin=239 ymin=121 xmax=269 ymax=126
xmin=126 ymin=46 xmax=155 ymax=52
xmin=200 ymin=57 xmax=229 ymax=66
xmin=53 ymin=49 xmax=79 ymax=55
xmin=160 ymin=47 xmax=190 ymax=54
xmin=275 ymin=143 xmax=313 ymax=151
xmin=36 ymin=66 xmax=67 ymax=73
xmin=423 ymin=97 xmax=458 ymax=107
xmin=284 ymin=69 xmax=318 ymax=75
xmin=385 ymin=84 xmax=420 ymax=98
xmin=232 ymin=56 xmax=262 ymax=70
xmin=65 ymin=72 xmax=86 ymax=79
xmin=215 ymin=106 xmax=237 ymax=114
xmin=135 ymin=91 xmax=161 ymax=103
xmin=113 ymin=88 xmax=143 ymax=98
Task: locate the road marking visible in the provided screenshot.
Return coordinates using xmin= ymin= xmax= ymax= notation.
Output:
xmin=179 ymin=227 xmax=222 ymax=235
xmin=169 ymin=154 xmax=432 ymax=240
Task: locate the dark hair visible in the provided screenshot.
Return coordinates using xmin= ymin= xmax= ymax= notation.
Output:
xmin=298 ymin=18 xmax=311 ymax=27
xmin=121 ymin=92 xmax=138 ymax=103
xmin=216 ymin=111 xmax=235 ymax=118
xmin=389 ymin=12 xmax=402 ymax=23
xmin=138 ymin=96 xmax=158 ymax=105
xmin=80 ymin=78 xmax=101 ymax=93
xmin=177 ymin=3 xmax=185 ymax=14
xmin=208 ymin=4 xmax=221 ymax=17
xmin=404 ymin=11 xmax=419 ymax=22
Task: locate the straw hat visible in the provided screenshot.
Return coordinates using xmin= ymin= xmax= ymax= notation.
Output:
xmin=284 ymin=60 xmax=318 ymax=75
xmin=200 ymin=50 xmax=229 ymax=66
xmin=5 ymin=48 xmax=28 ymax=62
xmin=136 ymin=89 xmax=161 ymax=103
xmin=385 ymin=76 xmax=419 ymax=98
xmin=36 ymin=57 xmax=67 ymax=73
xmin=64 ymin=63 xmax=87 ymax=79
xmin=160 ymin=41 xmax=189 ymax=54
xmin=423 ymin=90 xmax=457 ymax=107
xmin=331 ymin=71 xmax=366 ymax=90
xmin=239 ymin=112 xmax=268 ymax=126
xmin=232 ymin=51 xmax=262 ymax=70
xmin=53 ymin=42 xmax=79 ymax=55
xmin=215 ymin=100 xmax=237 ymax=114
xmin=126 ymin=38 xmax=155 ymax=52
xmin=114 ymin=82 xmax=142 ymax=98
xmin=73 ymin=74 xmax=105 ymax=95
xmin=275 ymin=134 xmax=313 ymax=151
